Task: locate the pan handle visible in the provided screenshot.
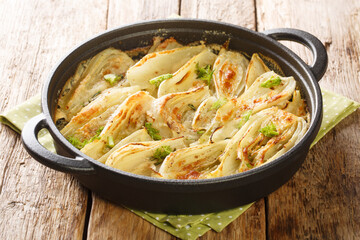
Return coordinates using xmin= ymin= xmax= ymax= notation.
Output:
xmin=262 ymin=28 xmax=328 ymax=82
xmin=21 ymin=114 xmax=96 ymax=174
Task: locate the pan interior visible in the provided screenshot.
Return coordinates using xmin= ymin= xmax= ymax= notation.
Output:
xmin=44 ymin=20 xmax=320 ymax=183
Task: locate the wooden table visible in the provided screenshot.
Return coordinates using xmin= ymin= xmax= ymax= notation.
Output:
xmin=1 ymin=0 xmax=359 ymax=239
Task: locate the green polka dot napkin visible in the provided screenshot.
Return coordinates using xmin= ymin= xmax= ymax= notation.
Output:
xmin=1 ymin=89 xmax=359 ymax=240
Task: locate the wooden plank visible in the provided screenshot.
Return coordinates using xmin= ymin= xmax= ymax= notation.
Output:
xmin=87 ymin=194 xmax=176 ymax=240
xmin=0 ymin=0 xmax=108 ymax=239
xmin=87 ymin=1 xmax=180 ymax=240
xmin=180 ymin=0 xmax=256 ymax=30
xmin=256 ymin=0 xmax=360 ymax=239
xmin=106 ymin=0 xmax=180 ymax=29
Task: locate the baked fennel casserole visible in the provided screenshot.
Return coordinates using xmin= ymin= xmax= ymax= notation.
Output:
xmin=55 ymin=37 xmax=309 ymax=179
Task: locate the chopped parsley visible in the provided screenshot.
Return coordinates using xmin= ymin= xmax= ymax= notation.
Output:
xmin=195 ymin=63 xmax=214 ymax=85
xmin=238 ymin=110 xmax=252 ymax=128
xmin=245 ymin=162 xmax=254 ymax=169
xmin=67 ymin=126 xmax=104 ymax=149
xmin=104 ymin=74 xmax=123 ymax=85
xmin=144 ymin=122 xmax=162 ymax=140
xmin=89 ymin=126 xmax=104 ymax=142
xmin=211 ymin=98 xmax=227 ymax=110
xmin=188 ymin=104 xmax=196 ymax=111
xmin=107 ymin=135 xmax=115 ymax=148
xmin=259 ymin=122 xmax=279 ymax=137
xmin=149 ymin=73 xmax=173 ymax=87
xmin=197 ymin=130 xmax=206 ymax=135
xmin=260 ymin=76 xmax=282 ymax=88
xmin=151 ymin=146 xmax=174 ymax=165
xmin=68 ymin=136 xmax=88 ymax=150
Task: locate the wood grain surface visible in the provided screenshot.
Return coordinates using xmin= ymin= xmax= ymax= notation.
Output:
xmin=0 ymin=0 xmax=359 ymax=239
xmin=0 ymin=0 xmax=107 ymax=239
xmin=257 ymin=1 xmax=360 ymax=239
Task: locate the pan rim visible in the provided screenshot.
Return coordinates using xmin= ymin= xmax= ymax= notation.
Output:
xmin=42 ymin=18 xmax=322 ymax=187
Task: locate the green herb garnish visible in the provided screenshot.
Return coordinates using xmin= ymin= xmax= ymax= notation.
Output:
xmin=96 ymin=126 xmax=104 ymax=135
xmin=68 ymin=136 xmax=88 ymax=150
xmin=89 ymin=126 xmax=103 ymax=142
xmin=151 ymin=146 xmax=174 ymax=165
xmin=246 ymin=162 xmax=254 ymax=169
xmin=197 ymin=130 xmax=206 ymax=135
xmin=195 ymin=63 xmax=214 ymax=85
xmin=149 ymin=73 xmax=173 ymax=87
xmin=211 ymin=98 xmax=227 ymax=110
xmin=67 ymin=126 xmax=104 ymax=149
xmin=107 ymin=135 xmax=115 ymax=148
xmin=145 ymin=122 xmax=162 ymax=140
xmin=238 ymin=110 xmax=253 ymax=128
xmin=242 ymin=110 xmax=252 ymax=122
xmin=259 ymin=122 xmax=279 ymax=137
xmin=104 ymin=74 xmax=123 ymax=85
xmin=188 ymin=104 xmax=196 ymax=111
xmin=260 ymin=76 xmax=282 ymax=88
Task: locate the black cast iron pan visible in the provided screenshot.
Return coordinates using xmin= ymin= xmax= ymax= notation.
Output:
xmin=21 ymin=19 xmax=327 ymax=214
